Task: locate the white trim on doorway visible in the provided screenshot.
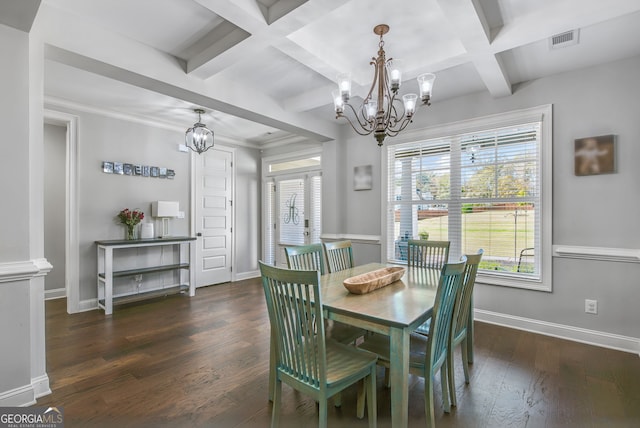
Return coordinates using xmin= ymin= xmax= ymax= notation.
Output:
xmin=44 ymin=109 xmax=79 ymax=313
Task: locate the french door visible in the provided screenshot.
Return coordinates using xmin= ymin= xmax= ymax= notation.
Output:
xmin=266 ymin=173 xmax=321 ymax=267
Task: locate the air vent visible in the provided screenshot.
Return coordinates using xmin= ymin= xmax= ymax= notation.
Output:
xmin=550 ymin=30 xmax=579 ymax=49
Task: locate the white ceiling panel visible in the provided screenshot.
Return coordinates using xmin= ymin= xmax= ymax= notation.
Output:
xmin=18 ymin=0 xmax=639 ymax=147
xmin=502 ymin=10 xmax=640 ymax=85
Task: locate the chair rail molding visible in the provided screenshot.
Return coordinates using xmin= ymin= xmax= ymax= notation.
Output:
xmin=553 ymin=245 xmax=640 ymax=263
xmin=320 ymin=234 xmax=381 ymax=244
xmin=0 ymin=258 xmax=53 ymax=284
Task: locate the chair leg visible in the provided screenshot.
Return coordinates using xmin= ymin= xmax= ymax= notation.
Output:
xmin=319 ymin=398 xmax=328 ymax=428
xmin=356 ymin=380 xmax=365 ymax=419
xmin=447 ymin=344 xmax=457 ymax=408
xmin=269 ymin=332 xmax=276 ymax=402
xmin=367 ymin=368 xmax=377 ymax=428
xmin=461 ymin=337 xmax=471 ymax=384
xmin=271 ymin=379 xmax=282 ymax=428
xmin=425 ymin=374 xmax=435 ymax=427
xmin=383 ymin=367 xmax=390 ymax=388
xmin=441 ymin=365 xmax=451 ymax=414
xmin=334 ymin=392 xmax=342 ymax=408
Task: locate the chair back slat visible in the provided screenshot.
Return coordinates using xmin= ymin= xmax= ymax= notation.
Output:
xmin=453 ymin=250 xmax=483 ymax=338
xmin=407 ymin=240 xmax=450 ymax=269
xmin=285 ymin=244 xmax=326 ymax=275
xmin=259 ymin=262 xmax=326 ymax=389
xmin=323 ymin=240 xmax=354 ymax=273
xmin=425 ymin=258 xmax=466 ymax=370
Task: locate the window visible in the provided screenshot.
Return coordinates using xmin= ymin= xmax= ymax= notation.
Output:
xmin=384 ymin=105 xmax=552 ymax=291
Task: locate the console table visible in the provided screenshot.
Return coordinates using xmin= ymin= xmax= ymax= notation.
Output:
xmin=96 ymin=236 xmax=196 ymax=314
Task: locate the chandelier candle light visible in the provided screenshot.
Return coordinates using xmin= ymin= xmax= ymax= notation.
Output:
xmin=185 ymin=108 xmax=214 ymax=154
xmin=332 ymin=24 xmax=436 ymax=146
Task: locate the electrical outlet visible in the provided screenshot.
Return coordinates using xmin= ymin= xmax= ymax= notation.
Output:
xmin=585 ymin=299 xmax=597 ymax=314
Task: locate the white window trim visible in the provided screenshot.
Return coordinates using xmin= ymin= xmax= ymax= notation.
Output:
xmin=381 ymin=104 xmax=553 ymax=292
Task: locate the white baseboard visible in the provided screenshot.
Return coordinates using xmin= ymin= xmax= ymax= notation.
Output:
xmin=234 ymin=270 xmax=260 ymax=281
xmin=32 ymin=374 xmax=51 ymax=398
xmin=45 ymin=288 xmax=66 ymax=300
xmin=0 ymin=383 xmax=36 ymax=407
xmin=475 ymin=309 xmax=640 ymax=356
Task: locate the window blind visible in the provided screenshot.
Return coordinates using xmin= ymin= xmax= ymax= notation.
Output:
xmin=310 ymin=175 xmax=322 ymax=244
xmin=278 ymin=178 xmax=305 ymax=245
xmin=387 ymin=122 xmax=541 ymax=279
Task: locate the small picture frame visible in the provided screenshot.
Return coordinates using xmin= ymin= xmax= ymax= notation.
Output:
xmin=102 ymin=161 xmax=113 ymax=174
xmin=113 ymin=162 xmax=124 ymax=175
xmin=142 ymin=165 xmax=150 ymax=177
xmin=134 ymin=165 xmax=142 ymax=176
xmin=166 ymin=169 xmax=175 ymax=179
xmin=123 ymin=163 xmax=133 ymax=175
xmin=574 ymin=135 xmax=616 ymax=176
xmin=159 ymin=167 xmax=167 ymax=178
xmin=354 ymin=165 xmax=373 ymax=190
xmin=150 ymin=166 xmax=159 ymax=177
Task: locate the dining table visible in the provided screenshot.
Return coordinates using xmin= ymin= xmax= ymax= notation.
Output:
xmin=321 ymin=262 xmax=441 ymax=428
xmin=266 ymin=261 xmax=474 ymax=428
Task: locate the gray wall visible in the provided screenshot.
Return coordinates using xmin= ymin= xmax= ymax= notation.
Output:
xmin=326 ymin=54 xmax=640 ymax=339
xmin=44 ymin=123 xmax=66 ymax=292
xmin=46 ymin=106 xmax=262 ymax=303
xmin=0 ymin=22 xmax=34 ymax=401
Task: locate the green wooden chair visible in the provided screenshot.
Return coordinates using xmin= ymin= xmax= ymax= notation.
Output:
xmin=286 ymin=243 xmax=365 ymax=346
xmin=323 ymin=240 xmax=354 ymax=273
xmin=285 ymin=243 xmax=326 ymax=274
xmin=447 ymin=249 xmax=483 ymax=407
xmin=357 ymin=258 xmax=467 ymax=426
xmin=410 ymin=240 xmax=451 ymax=336
xmin=259 ymin=262 xmax=378 ymax=428
xmin=407 ymin=239 xmax=450 ymax=269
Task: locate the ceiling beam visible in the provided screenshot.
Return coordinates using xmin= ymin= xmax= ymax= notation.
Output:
xmin=188 ymin=0 xmax=344 ymax=81
xmin=0 ymin=0 xmax=41 ymax=32
xmin=436 ymin=0 xmax=512 ymax=97
xmin=38 ymin=3 xmax=338 ymax=142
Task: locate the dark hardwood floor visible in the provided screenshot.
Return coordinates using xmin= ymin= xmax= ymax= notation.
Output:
xmin=38 ymin=278 xmax=640 ymax=427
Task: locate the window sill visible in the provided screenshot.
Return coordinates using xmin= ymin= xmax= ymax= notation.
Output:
xmin=476 ymin=271 xmax=551 ymax=292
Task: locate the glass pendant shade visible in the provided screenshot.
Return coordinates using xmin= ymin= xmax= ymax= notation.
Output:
xmin=417 ymin=73 xmax=436 ymax=103
xmin=332 ymin=90 xmax=344 ymax=113
xmin=402 ymin=94 xmax=418 ymax=115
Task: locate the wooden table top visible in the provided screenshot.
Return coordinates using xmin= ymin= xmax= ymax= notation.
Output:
xmin=320 ymin=263 xmax=441 ymax=329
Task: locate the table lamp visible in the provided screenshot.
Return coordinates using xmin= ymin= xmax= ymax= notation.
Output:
xmin=152 ymin=201 xmax=179 ymax=238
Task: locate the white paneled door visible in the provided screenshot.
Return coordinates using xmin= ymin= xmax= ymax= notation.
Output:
xmin=194 ymin=148 xmax=233 ymax=287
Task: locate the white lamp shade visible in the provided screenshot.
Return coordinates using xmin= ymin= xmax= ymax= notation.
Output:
xmin=152 ymin=201 xmax=179 ymax=218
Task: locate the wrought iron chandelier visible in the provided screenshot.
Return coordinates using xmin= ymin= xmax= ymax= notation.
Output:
xmin=185 ymin=108 xmax=214 ymax=154
xmin=332 ymin=24 xmax=436 ymax=146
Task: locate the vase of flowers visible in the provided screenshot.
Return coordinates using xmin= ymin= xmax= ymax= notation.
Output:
xmin=117 ymin=208 xmax=144 ymax=240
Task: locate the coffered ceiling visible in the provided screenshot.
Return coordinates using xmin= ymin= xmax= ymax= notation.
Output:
xmin=4 ymin=0 xmax=640 ymax=147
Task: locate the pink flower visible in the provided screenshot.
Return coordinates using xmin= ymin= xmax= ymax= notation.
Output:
xmin=117 ymin=208 xmax=144 ymax=226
